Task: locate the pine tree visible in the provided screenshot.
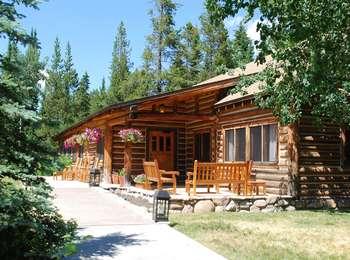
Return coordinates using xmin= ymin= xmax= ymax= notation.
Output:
xmin=109 ymin=22 xmax=132 ymax=103
xmin=90 ymin=77 xmax=108 ymax=113
xmin=167 ymin=22 xmax=202 ymax=90
xmin=231 ymin=23 xmax=254 ymax=68
xmin=63 ymin=42 xmax=79 ymax=124
xmin=74 ymin=72 xmax=91 ymax=121
xmin=145 ymin=0 xmax=177 ymax=93
xmin=41 ymin=37 xmax=68 ymax=134
xmin=199 ymin=11 xmax=233 ymax=79
xmin=23 ymin=30 xmax=43 ymax=111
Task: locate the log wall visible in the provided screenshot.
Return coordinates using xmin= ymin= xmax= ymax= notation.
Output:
xmin=297 ymin=116 xmax=350 ymax=197
xmin=216 ymin=100 xmax=291 ymax=195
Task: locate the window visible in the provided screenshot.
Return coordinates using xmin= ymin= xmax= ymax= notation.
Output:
xmin=263 ymin=124 xmax=277 ymax=162
xmin=225 ymin=124 xmax=278 ymax=163
xmin=225 ymin=128 xmax=246 ymax=161
xmin=250 ymin=124 xmax=277 ymax=162
xmin=96 ymin=137 xmax=104 ymax=160
xmin=194 ymin=132 xmax=211 ymax=162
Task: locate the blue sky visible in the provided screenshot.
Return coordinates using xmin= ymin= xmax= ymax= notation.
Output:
xmin=1 ymin=0 xmax=258 ymax=90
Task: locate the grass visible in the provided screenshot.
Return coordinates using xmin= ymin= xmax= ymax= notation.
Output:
xmin=170 ymin=211 xmax=350 ymax=260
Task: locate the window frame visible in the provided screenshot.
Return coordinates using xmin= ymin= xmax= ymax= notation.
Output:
xmin=223 ymin=123 xmax=279 ymax=165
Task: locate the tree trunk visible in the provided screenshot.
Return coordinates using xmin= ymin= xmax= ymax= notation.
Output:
xmin=124 ymin=142 xmax=132 ymax=183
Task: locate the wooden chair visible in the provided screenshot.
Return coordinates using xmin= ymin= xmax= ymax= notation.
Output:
xmin=143 ymin=159 xmax=178 ymax=194
xmin=246 ymin=160 xmax=266 ymax=195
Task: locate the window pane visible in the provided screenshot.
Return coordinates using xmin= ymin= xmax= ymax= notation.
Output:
xmin=250 ymin=126 xmax=262 ymax=161
xmin=225 ymin=130 xmax=234 ymax=161
xmin=235 ymin=128 xmax=246 ymax=161
xmin=263 ymin=124 xmax=277 ymax=161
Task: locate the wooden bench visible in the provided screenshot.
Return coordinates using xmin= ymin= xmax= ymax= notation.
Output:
xmin=143 ymin=159 xmax=179 ymax=194
xmin=186 ymin=160 xmax=248 ymax=195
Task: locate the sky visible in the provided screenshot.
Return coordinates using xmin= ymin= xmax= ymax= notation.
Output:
xmin=1 ymin=0 xmax=259 ymax=90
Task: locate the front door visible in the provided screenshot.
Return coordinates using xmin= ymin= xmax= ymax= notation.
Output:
xmin=149 ymin=130 xmax=175 ymax=170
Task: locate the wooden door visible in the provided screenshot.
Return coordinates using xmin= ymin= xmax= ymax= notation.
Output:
xmin=149 ymin=130 xmax=175 ymax=170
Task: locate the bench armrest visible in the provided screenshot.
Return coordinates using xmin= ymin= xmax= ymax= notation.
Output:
xmin=160 ymin=170 xmax=179 ymax=177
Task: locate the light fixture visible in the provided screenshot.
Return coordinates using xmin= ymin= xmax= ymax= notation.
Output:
xmin=159 ymin=104 xmax=165 ymax=113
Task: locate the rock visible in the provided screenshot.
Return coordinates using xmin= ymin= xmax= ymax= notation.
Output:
xmin=194 ymin=200 xmax=215 ymax=213
xmin=325 ymin=199 xmax=337 ymax=209
xmin=215 ymin=206 xmax=225 ymax=212
xmin=306 ymin=199 xmax=323 ymax=209
xmin=170 ymin=202 xmax=184 ymax=210
xmin=337 ymin=199 xmax=350 ymax=209
xmin=285 ymin=205 xmax=296 ymax=211
xmin=238 ymin=210 xmax=249 ymax=213
xmin=261 ymin=205 xmax=275 ymax=213
xmin=277 ymin=199 xmax=289 ymax=208
xmin=212 ymin=197 xmax=230 ymax=207
xmin=254 ymin=199 xmax=267 ymax=208
xmin=182 ymin=205 xmax=194 ymax=214
xmin=266 ymin=195 xmax=279 ymax=205
xmin=225 ymin=201 xmax=237 ymax=212
xmin=249 ymin=205 xmax=261 ymax=212
xmin=294 ymin=200 xmax=305 ymax=209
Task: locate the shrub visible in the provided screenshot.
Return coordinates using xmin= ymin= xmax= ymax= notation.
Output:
xmin=0 ymin=177 xmax=77 ymax=259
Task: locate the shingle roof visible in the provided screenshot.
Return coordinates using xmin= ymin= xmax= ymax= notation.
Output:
xmin=215 ymin=81 xmax=263 ymax=106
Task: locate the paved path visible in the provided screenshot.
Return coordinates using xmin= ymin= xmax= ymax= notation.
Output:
xmin=48 ymin=178 xmax=226 ymax=260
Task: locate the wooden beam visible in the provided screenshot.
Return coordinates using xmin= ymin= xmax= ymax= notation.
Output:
xmin=103 ymin=125 xmax=113 ymax=183
xmin=134 ymin=112 xmax=217 ymax=122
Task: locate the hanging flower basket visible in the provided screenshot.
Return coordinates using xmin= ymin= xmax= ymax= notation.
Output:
xmin=64 ymin=128 xmax=102 ymax=150
xmin=118 ymin=128 xmax=143 ymax=143
xmin=75 ymin=132 xmax=89 ymax=146
xmin=85 ymin=127 xmax=102 ymax=143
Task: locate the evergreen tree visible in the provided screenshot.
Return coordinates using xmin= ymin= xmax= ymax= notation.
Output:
xmin=167 ymin=22 xmax=202 ymax=90
xmin=145 ymin=0 xmax=177 ymax=93
xmin=90 ymin=77 xmax=108 ymax=113
xmin=0 ymin=1 xmax=76 ymax=257
xmin=23 ymin=29 xmax=43 ymax=111
xmin=231 ymin=23 xmax=254 ymax=68
xmin=63 ymin=42 xmax=79 ymax=124
xmin=74 ymin=72 xmax=91 ymax=121
xmin=199 ymin=11 xmax=233 ymax=79
xmin=109 ymin=22 xmax=132 ymax=103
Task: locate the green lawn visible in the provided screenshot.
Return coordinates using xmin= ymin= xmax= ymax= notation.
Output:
xmin=170 ymin=211 xmax=350 ymax=260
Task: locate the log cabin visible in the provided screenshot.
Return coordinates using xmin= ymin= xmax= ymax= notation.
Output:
xmin=55 ymin=60 xmax=350 ymax=200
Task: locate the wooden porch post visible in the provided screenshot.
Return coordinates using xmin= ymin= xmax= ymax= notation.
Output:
xmin=103 ymin=125 xmax=112 ymax=183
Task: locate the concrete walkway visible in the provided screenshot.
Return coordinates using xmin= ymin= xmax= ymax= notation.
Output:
xmin=48 ymin=178 xmax=226 ymax=260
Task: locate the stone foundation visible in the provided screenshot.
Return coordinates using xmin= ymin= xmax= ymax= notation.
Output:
xmin=107 ymin=186 xmax=296 ymax=213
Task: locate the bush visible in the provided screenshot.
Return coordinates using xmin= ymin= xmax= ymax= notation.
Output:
xmin=0 ymin=177 xmax=77 ymax=259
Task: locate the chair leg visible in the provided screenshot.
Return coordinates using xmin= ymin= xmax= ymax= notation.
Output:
xmin=185 ymin=181 xmax=190 ymax=194
xmin=207 ymin=185 xmax=210 ymax=193
xmin=172 ymin=180 xmax=176 ymax=194
xmin=215 ymin=184 xmax=220 ymax=193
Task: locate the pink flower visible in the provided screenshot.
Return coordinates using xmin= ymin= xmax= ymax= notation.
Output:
xmin=118 ymin=128 xmax=143 ymax=143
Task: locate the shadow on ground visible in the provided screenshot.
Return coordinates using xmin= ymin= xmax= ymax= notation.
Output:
xmin=66 ymin=231 xmax=149 ymax=259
